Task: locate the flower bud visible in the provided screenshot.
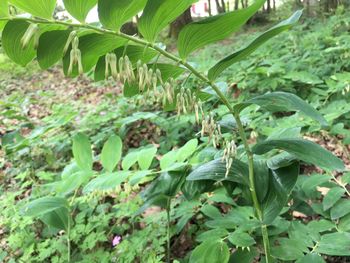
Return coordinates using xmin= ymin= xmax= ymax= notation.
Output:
xmin=21 ymin=23 xmax=39 ymax=49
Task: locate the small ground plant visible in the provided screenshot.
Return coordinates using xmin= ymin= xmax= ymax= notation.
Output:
xmin=0 ymin=0 xmax=349 ymax=262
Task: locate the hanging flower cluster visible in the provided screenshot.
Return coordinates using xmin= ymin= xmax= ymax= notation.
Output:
xmin=64 ymin=31 xmax=83 ymax=75
xmin=176 ymin=87 xmax=204 ymax=124
xmin=222 ymin=140 xmax=237 ymax=178
xmin=201 ymin=114 xmax=222 ymax=148
xmin=21 ymin=23 xmax=40 ymax=49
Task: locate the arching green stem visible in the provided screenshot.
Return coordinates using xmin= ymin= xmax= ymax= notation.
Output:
xmin=0 ymin=16 xmax=271 ymax=261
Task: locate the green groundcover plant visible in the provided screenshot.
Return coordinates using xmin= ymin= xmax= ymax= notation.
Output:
xmin=0 ymin=0 xmax=349 ymax=262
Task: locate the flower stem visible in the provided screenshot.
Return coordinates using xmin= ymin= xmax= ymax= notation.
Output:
xmin=166 ymin=199 xmax=171 ymax=263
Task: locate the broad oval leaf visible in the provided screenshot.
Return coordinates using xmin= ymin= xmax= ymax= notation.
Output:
xmin=208 ymin=10 xmax=302 ymax=80
xmin=63 ymin=0 xmax=97 ymax=22
xmin=296 ymin=254 xmax=326 ymax=263
xmin=98 ymin=0 xmax=147 ymax=30
xmin=182 ymin=180 xmax=215 ymax=200
xmin=37 ymin=30 xmax=71 ymax=69
xmin=9 ymin=0 xmax=56 ymax=19
xmin=235 ymin=92 xmax=328 ymax=127
xmin=253 ymin=139 xmax=344 ymax=171
xmin=83 ymin=171 xmax=131 ymax=193
xmin=138 ymin=145 xmax=157 ymax=170
xmin=23 ymin=196 xmax=70 ymax=231
xmin=72 ymin=133 xmax=93 ymax=171
xmin=330 ymin=199 xmax=350 ymax=220
xmin=101 ymin=135 xmax=122 ymax=172
xmin=315 ymin=232 xmax=350 ymax=256
xmin=23 ymin=196 xmax=69 ymax=217
xmin=262 ymin=162 xmax=300 ymax=224
xmin=138 ymin=0 xmax=195 ymax=42
xmin=187 ymin=158 xmax=249 ymax=185
xmin=177 ymin=0 xmax=266 ymax=59
xmin=122 ymin=151 xmax=138 ymax=170
xmin=189 ymin=240 xmax=230 ymax=263
xmin=142 ymin=170 xmax=186 ymax=200
xmin=40 ymin=206 xmax=70 ymax=231
xmin=2 ymin=20 xmax=36 ymax=66
xmin=176 ymin=139 xmax=198 ymax=162
xmin=322 ymin=187 xmax=345 ymax=211
xmin=228 ymin=231 xmax=256 ymax=247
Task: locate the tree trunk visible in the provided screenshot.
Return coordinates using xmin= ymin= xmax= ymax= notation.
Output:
xmin=215 ymin=0 xmax=226 ymax=13
xmin=266 ymin=0 xmax=271 ymax=13
xmin=168 ymin=8 xmax=193 ymax=39
xmin=234 ymin=0 xmax=239 ymax=10
xmin=208 ymin=0 xmax=212 ymax=16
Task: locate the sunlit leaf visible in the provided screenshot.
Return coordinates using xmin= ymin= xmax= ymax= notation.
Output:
xmin=63 ymin=0 xmax=97 ymax=22
xmin=98 ymin=0 xmax=146 ymax=30
xmin=72 ymin=133 xmax=93 ymax=171
xmin=139 ymin=0 xmax=195 ymax=42
xmin=101 ymin=135 xmax=122 ymax=172
xmin=208 ymin=10 xmax=302 ymax=80
xmin=253 ymin=138 xmax=344 ymax=171
xmin=9 ymin=0 xmax=56 ymax=19
xmin=178 ymin=0 xmax=266 ymax=58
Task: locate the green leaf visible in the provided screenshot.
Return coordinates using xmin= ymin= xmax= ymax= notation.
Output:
xmin=208 ymin=10 xmax=302 ymax=80
xmin=230 ymin=247 xmax=259 ymax=263
xmin=101 ymin=135 xmax=122 ymax=172
xmin=72 ymin=133 xmax=93 ymax=171
xmin=262 ymin=162 xmax=300 ymax=224
xmin=254 ymin=159 xmax=269 ymax=202
xmin=142 ymin=171 xmax=185 ymax=199
xmin=228 ymin=231 xmax=256 ymax=247
xmin=253 ymin=139 xmax=344 ymax=171
xmin=330 ymin=199 xmax=350 ymax=220
xmin=189 ymin=240 xmax=230 ymax=263
xmin=322 ymin=187 xmax=345 ymax=211
xmin=122 ymin=151 xmax=138 ymax=170
xmin=40 ymin=206 xmax=70 ymax=230
xmin=176 ymin=139 xmax=198 ymax=162
xmin=177 ymin=0 xmax=266 ymax=58
xmin=138 ymin=145 xmax=157 ymax=170
xmin=236 ymin=92 xmax=328 ymax=127
xmin=57 ymin=170 xmax=92 ymax=196
xmin=37 ymin=30 xmax=71 ymax=69
xmin=83 ymin=171 xmax=131 ymax=193
xmin=63 ymin=33 xmax=127 ymax=76
xmin=98 ymin=0 xmax=147 ymax=30
xmin=63 ymin=0 xmax=97 ymax=22
xmin=271 ymin=238 xmax=305 ymax=261
xmin=160 ymin=150 xmax=177 ymax=170
xmin=295 ymin=254 xmax=326 ymax=263
xmin=196 ymin=228 xmax=229 ymax=243
xmin=9 ymin=0 xmax=56 ymax=19
xmin=315 ymin=232 xmax=350 ymax=256
xmin=23 ymin=196 xmax=69 ymax=217
xmin=0 ymin=0 xmax=8 ymax=30
xmin=23 ymin=197 xmax=71 ymax=230
xmin=201 ymin=204 xmax=222 ymax=219
xmin=2 ymin=20 xmax=36 ymax=66
xmin=182 ymin=180 xmax=215 ymax=200
xmin=138 ymin=0 xmax=195 ymax=42
xmin=137 ymin=194 xmax=169 ymax=215
xmin=187 ymin=158 xmax=249 ymax=185
xmin=338 ymin=214 xmax=350 ymax=232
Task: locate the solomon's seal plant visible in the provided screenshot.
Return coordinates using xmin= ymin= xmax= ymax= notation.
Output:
xmin=0 ymin=0 xmax=346 ymax=262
